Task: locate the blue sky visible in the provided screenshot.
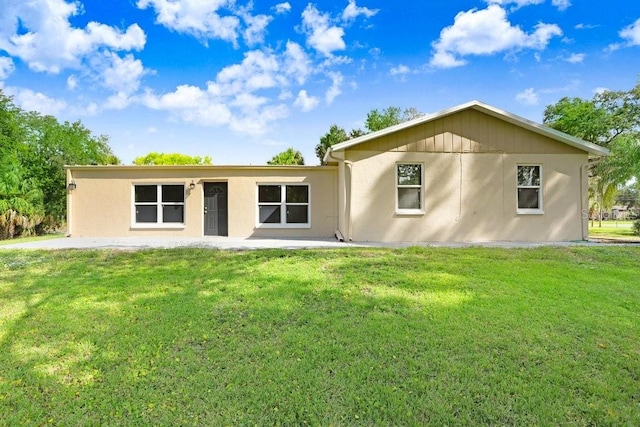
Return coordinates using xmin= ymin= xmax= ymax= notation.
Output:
xmin=1 ymin=0 xmax=639 ymax=165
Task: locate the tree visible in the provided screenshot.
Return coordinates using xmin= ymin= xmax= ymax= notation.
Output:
xmin=543 ymin=81 xmax=640 ymax=226
xmin=365 ymin=106 xmax=423 ymax=132
xmin=18 ymin=114 xmax=119 ymax=221
xmin=615 ymin=184 xmax=639 ymax=210
xmin=267 ymin=148 xmax=305 ymax=165
xmin=0 ymin=90 xmax=118 ymax=230
xmin=0 ymin=156 xmax=45 ymax=238
xmin=133 ymin=152 xmax=213 ymax=165
xmin=315 ymin=125 xmax=348 ymax=165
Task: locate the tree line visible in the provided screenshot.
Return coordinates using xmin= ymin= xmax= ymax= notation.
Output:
xmin=0 ymin=90 xmax=118 ymax=238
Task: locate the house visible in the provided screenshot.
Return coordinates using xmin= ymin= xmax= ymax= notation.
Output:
xmin=66 ymin=101 xmax=609 ymax=242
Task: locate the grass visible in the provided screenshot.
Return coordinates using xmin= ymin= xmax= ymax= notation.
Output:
xmin=589 ymin=220 xmax=639 ymax=240
xmin=0 ymin=233 xmax=64 ymax=247
xmin=1 ymin=247 xmax=639 ymax=425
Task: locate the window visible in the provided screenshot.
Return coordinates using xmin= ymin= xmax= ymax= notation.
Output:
xmin=133 ymin=184 xmax=185 ymax=226
xmin=257 ymin=184 xmax=310 ymax=227
xmin=396 ymin=163 xmax=423 ymax=213
xmin=517 ymin=165 xmax=543 ymax=213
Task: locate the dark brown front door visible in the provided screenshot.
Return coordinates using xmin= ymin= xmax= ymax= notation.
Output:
xmin=204 ymin=182 xmax=228 ymax=236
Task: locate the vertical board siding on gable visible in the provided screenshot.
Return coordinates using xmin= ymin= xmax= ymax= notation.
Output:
xmin=350 ymin=109 xmax=585 ymax=155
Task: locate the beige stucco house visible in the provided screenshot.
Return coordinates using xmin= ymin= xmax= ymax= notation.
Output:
xmin=66 ymin=101 xmax=608 ymax=242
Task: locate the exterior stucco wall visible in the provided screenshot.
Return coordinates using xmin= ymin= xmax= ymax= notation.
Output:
xmin=67 ymin=166 xmax=337 ymax=238
xmin=342 ymin=150 xmax=588 ymax=242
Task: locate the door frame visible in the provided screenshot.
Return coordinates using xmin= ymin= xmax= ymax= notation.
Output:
xmin=203 ymin=181 xmax=228 ymax=236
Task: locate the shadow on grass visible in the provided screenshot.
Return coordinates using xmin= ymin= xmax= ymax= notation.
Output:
xmin=1 ymin=247 xmax=639 ymax=425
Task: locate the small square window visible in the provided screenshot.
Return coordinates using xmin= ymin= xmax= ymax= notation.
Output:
xmin=135 ymin=185 xmax=157 ymax=203
xmin=259 ymin=205 xmax=281 ymax=223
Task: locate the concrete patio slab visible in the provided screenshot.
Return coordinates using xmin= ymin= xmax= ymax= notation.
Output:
xmin=0 ymin=236 xmax=629 ymax=251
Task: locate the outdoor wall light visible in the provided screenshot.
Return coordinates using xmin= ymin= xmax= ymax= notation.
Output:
xmin=67 ymin=180 xmax=77 ymax=191
xmin=189 ymin=180 xmax=196 ymax=190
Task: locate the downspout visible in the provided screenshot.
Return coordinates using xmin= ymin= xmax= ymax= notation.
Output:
xmin=343 ymin=160 xmax=353 ymax=241
xmin=66 ymin=167 xmax=73 ymax=237
xmin=580 ymin=157 xmax=605 ymax=241
xmin=325 ymin=149 xmax=353 ymax=241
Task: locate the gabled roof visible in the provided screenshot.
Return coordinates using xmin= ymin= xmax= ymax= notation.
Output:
xmin=325 ymin=100 xmax=610 ymax=161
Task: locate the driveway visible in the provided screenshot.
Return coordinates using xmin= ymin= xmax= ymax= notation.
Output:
xmin=0 ymin=236 xmax=616 ymax=250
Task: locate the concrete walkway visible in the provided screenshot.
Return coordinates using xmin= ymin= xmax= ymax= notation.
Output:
xmin=0 ymin=236 xmax=357 ymax=250
xmin=0 ymin=236 xmax=623 ymax=250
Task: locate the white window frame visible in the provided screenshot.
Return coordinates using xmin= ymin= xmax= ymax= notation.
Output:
xmin=256 ymin=183 xmax=311 ymax=228
xmin=396 ymin=163 xmax=425 ymax=215
xmin=131 ymin=183 xmax=186 ymax=228
xmin=516 ymin=165 xmax=544 ymax=215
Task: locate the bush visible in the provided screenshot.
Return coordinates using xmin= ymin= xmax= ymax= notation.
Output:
xmin=633 ymin=219 xmax=640 ymax=237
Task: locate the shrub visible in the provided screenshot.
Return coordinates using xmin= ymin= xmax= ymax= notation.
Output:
xmin=633 ymin=219 xmax=640 ymax=237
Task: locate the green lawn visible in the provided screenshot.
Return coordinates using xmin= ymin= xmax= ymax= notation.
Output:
xmin=0 ymin=233 xmax=64 ymax=247
xmin=589 ymin=221 xmax=639 ymax=240
xmin=1 ymin=247 xmax=639 ymax=425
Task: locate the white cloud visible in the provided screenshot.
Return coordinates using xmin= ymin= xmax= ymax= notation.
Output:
xmin=6 ymin=87 xmax=67 ymax=115
xmin=301 ymin=4 xmax=346 ymax=57
xmin=390 ymin=64 xmax=411 ymax=75
xmin=137 ymin=0 xmax=272 ymax=48
xmin=486 ymin=0 xmax=544 ymax=10
xmin=213 ymin=50 xmax=282 ymax=96
xmin=238 ymin=6 xmax=273 ymax=46
xmin=137 ymin=0 xmax=240 ymax=45
xmin=551 ymin=0 xmax=571 ymax=11
xmin=342 ymin=0 xmax=379 ymax=23
xmin=619 ymin=18 xmax=640 ymax=46
xmin=293 ymin=90 xmax=319 ymax=112
xmin=283 ymin=42 xmax=312 ymax=85
xmin=143 ymin=84 xmax=233 ymax=127
xmin=0 ymin=0 xmax=145 ymax=74
xmin=564 ymin=52 xmax=585 ymax=63
xmin=229 ymin=104 xmax=289 ymax=135
xmin=575 ymin=23 xmax=598 ymax=30
xmin=325 ymin=71 xmax=343 ymax=104
xmin=0 ymin=57 xmax=15 ymax=80
xmin=104 ymin=92 xmax=133 ymax=110
xmin=593 ymin=87 xmax=609 ymax=95
xmin=274 ymin=2 xmax=291 ymax=14
xmin=487 ymin=0 xmax=570 ymax=10
xmin=515 ymin=88 xmax=539 ymax=105
xmin=99 ymin=53 xmax=147 ymax=94
xmin=140 ymin=45 xmax=315 ymax=134
xmin=67 ymin=75 xmax=78 ymax=90
xmin=430 ymin=5 xmax=562 ymax=68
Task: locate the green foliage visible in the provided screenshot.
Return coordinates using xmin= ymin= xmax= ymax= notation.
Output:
xmin=0 ymin=156 xmax=45 ymax=238
xmin=633 ymin=219 xmax=640 ymax=236
xmin=315 ymin=124 xmax=348 ymax=165
xmin=316 ymin=106 xmax=422 ymax=165
xmin=133 ymin=152 xmax=213 ymax=165
xmin=267 ymin=147 xmax=305 ymax=165
xmin=615 ymin=184 xmax=639 ymax=209
xmin=365 ymin=106 xmax=423 ymax=132
xmin=544 ymin=81 xmax=640 ymax=227
xmin=543 ymin=97 xmax=611 ymax=144
xmin=543 ymin=81 xmax=640 ymax=184
xmin=0 ymin=247 xmax=639 ymax=425
xmin=0 ymin=89 xmax=118 ymax=231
